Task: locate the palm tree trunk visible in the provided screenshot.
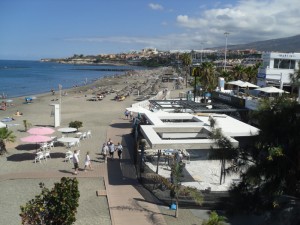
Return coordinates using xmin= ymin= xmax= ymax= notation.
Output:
xmin=175 ymin=198 xmax=179 ymax=218
xmin=156 ymin=150 xmax=161 ymax=174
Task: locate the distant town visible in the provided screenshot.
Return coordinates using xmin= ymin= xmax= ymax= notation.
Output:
xmin=41 ymin=47 xmax=262 ymax=68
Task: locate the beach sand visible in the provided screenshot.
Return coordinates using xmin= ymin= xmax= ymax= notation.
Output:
xmin=0 ymin=67 xmax=203 ymax=225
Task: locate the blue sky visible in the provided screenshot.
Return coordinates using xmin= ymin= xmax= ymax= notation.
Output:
xmin=1 ymin=0 xmax=299 ymax=60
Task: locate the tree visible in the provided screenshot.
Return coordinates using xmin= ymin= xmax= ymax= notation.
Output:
xmin=208 ymin=117 xmax=239 ymax=184
xmin=231 ymin=64 xmax=246 ymax=80
xmin=244 ymin=62 xmax=261 ymax=83
xmin=193 ymin=62 xmax=217 ymax=102
xmin=229 ymin=97 xmax=300 ymax=211
xmin=69 ymin=121 xmax=83 ymax=131
xmin=202 ymin=211 xmax=227 ymax=225
xmin=180 ymin=53 xmax=192 ymax=87
xmin=152 ymin=163 xmax=202 ymax=218
xmin=20 ymin=177 xmax=80 ymax=225
xmin=0 ymin=127 xmax=16 ymax=155
xmin=289 ymin=61 xmax=300 ymax=102
xmin=217 ymin=69 xmax=234 ymax=83
xmin=199 ymin=62 xmax=217 ymax=93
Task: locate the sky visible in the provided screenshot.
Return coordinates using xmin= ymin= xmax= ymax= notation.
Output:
xmin=1 ymin=0 xmax=300 ymax=60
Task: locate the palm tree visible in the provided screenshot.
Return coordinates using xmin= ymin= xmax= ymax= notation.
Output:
xmin=242 ymin=62 xmax=261 ymax=84
xmin=208 ymin=117 xmax=239 ymax=184
xmin=180 ymin=53 xmax=192 ymax=87
xmin=217 ymin=69 xmax=233 ymax=83
xmin=231 ymin=64 xmax=245 ymax=80
xmin=194 ymin=62 xmax=217 ymax=102
xmin=0 ymin=127 xmax=16 ymax=155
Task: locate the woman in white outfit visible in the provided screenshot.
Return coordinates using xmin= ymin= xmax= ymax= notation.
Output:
xmin=84 ymin=151 xmax=92 ymax=171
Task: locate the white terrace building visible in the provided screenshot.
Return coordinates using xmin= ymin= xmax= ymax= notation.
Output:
xmin=257 ymin=52 xmax=300 ymax=87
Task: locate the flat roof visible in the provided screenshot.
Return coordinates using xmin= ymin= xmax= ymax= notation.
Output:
xmin=140 ymin=112 xmax=259 ymax=149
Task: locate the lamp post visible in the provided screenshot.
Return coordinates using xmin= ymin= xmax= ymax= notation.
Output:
xmin=224 ymin=32 xmax=230 ymax=71
xmin=200 ymin=42 xmax=205 ymax=63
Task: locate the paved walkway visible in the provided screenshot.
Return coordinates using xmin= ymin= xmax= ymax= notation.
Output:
xmin=0 ymin=118 xmax=168 ymax=225
xmin=105 ymin=119 xmax=167 ymax=225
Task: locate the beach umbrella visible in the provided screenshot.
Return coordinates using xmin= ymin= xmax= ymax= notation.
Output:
xmin=21 ymin=135 xmax=52 ymax=143
xmin=27 ymin=127 xmax=55 ymax=135
xmin=126 ymin=106 xmax=151 ymax=114
xmin=254 ymin=86 xmax=287 ymax=93
xmin=240 ymin=82 xmax=259 ymax=88
xmin=21 ymin=135 xmax=52 ymax=150
xmin=227 ymin=80 xmax=245 ymax=87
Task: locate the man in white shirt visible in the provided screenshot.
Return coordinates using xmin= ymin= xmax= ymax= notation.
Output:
xmin=73 ymin=150 xmax=79 ymax=175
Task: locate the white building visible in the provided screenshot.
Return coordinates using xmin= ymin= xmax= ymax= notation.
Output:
xmin=257 ymin=52 xmax=300 ymax=87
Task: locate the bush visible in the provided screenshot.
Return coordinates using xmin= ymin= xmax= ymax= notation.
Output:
xmin=20 ymin=177 xmax=80 ymax=225
xmin=202 ymin=211 xmax=227 ymax=225
xmin=69 ymin=121 xmax=83 ymax=131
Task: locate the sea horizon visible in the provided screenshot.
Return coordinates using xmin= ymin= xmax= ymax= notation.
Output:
xmin=0 ymin=60 xmax=140 ymax=99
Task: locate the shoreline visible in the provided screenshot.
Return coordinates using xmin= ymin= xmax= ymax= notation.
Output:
xmin=1 ymin=68 xmax=144 ymax=103
xmin=0 ymin=59 xmax=144 ymax=99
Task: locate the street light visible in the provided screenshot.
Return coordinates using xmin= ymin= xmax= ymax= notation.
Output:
xmin=200 ymin=42 xmax=204 ymax=63
xmin=224 ymin=32 xmax=230 ymax=71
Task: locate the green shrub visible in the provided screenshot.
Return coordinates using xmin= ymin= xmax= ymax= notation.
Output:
xmin=20 ymin=177 xmax=80 ymax=225
xmin=69 ymin=121 xmax=83 ymax=131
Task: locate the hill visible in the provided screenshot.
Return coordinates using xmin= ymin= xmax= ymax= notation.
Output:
xmin=221 ymin=34 xmax=300 ymax=52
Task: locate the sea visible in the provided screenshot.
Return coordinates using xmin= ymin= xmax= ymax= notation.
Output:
xmin=0 ymin=60 xmax=140 ymax=98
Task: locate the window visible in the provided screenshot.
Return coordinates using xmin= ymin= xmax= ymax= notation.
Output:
xmin=274 ymin=59 xmax=296 ymax=69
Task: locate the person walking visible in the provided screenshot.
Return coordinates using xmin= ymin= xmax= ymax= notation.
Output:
xmin=73 ymin=150 xmax=79 ymax=175
xmin=84 ymin=151 xmax=92 ymax=171
xmin=116 ymin=142 xmax=123 ymax=160
xmin=102 ymin=143 xmax=109 ymax=163
xmin=109 ymin=141 xmax=115 ymax=159
xmin=124 ymin=109 xmax=129 ymax=119
xmin=107 ymin=138 xmax=112 ymax=146
xmin=129 ymin=111 xmax=133 ymax=121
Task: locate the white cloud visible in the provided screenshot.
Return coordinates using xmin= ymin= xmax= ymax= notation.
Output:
xmin=149 ymin=3 xmax=164 ymax=10
xmin=176 ymin=0 xmax=300 ymax=47
xmin=65 ymin=0 xmax=300 ymax=52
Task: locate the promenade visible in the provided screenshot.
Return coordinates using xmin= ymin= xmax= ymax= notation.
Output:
xmin=105 ymin=119 xmax=167 ymax=225
xmin=0 ymin=118 xmax=167 ymax=225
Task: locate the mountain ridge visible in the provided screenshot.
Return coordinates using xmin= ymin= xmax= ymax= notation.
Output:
xmin=214 ymin=34 xmax=300 ymax=52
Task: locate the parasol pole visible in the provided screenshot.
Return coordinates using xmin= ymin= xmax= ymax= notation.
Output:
xmin=59 ymin=84 xmax=62 ymax=124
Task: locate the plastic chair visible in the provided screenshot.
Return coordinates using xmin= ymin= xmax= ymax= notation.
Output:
xmin=87 ymin=130 xmax=92 ymax=138
xmin=81 ymin=132 xmax=87 ymax=140
xmin=75 ymin=139 xmax=80 ymax=147
xmin=68 ymin=142 xmax=76 ymax=148
xmin=49 ymin=141 xmax=55 ymax=149
xmin=65 ymin=151 xmax=73 ymax=163
xmin=40 ymin=142 xmax=48 ymax=150
xmin=35 ymin=152 xmax=44 ymax=164
xmin=43 ymin=150 xmax=51 ymax=160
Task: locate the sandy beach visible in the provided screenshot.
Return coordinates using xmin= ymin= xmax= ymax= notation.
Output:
xmin=0 ymin=67 xmax=205 ymax=225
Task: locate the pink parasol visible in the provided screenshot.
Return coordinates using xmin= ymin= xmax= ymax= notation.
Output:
xmin=21 ymin=135 xmax=52 ymax=143
xmin=27 ymin=127 xmax=55 ymax=135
